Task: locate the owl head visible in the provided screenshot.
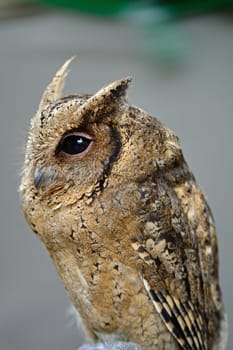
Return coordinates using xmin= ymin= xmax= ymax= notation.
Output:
xmin=20 ymin=58 xmax=183 ymax=236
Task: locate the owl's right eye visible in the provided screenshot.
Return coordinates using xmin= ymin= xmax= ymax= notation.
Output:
xmin=57 ymin=132 xmax=93 ymax=157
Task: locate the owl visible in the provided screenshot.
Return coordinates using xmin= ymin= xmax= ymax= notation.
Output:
xmin=19 ymin=58 xmax=227 ymax=350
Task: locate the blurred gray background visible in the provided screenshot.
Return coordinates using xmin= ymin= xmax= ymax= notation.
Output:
xmin=0 ymin=3 xmax=233 ymax=350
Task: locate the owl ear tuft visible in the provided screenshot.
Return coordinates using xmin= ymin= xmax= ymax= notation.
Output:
xmin=105 ymin=76 xmax=132 ymax=100
xmin=95 ymin=76 xmax=132 ymax=104
xmin=38 ymin=56 xmax=75 ymax=113
xmin=78 ymin=76 xmax=132 ymax=123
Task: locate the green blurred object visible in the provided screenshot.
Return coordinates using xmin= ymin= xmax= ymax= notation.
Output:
xmin=156 ymin=0 xmax=233 ymax=18
xmin=31 ymin=0 xmax=233 ymax=17
xmin=30 ymin=0 xmax=233 ymax=66
xmin=30 ymin=0 xmax=134 ymax=15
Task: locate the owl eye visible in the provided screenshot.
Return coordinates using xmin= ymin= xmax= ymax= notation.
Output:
xmin=58 ymin=132 xmax=92 ymax=156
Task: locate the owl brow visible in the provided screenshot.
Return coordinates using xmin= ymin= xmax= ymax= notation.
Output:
xmin=40 ymin=94 xmax=92 ymax=128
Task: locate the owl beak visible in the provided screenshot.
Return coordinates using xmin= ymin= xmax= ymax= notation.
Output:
xmin=33 ymin=166 xmax=58 ymax=189
xmin=37 ymin=56 xmax=75 ymax=113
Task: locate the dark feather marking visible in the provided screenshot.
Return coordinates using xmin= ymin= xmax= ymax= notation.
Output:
xmin=142 ymin=277 xmax=208 ymax=350
xmin=154 ymin=291 xmax=194 ymax=350
xmin=186 ymin=301 xmax=208 ymax=350
xmin=143 ymin=278 xmax=189 ymax=350
xmin=171 ymin=297 xmax=205 ymax=350
xmin=158 ymin=291 xmax=204 ymax=350
xmin=96 ymin=126 xmax=122 ymax=193
xmin=150 ymin=289 xmax=192 ymax=350
xmin=80 ymin=126 xmax=122 ymax=201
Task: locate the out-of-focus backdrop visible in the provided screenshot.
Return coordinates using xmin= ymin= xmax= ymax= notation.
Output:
xmin=0 ymin=1 xmax=233 ymax=349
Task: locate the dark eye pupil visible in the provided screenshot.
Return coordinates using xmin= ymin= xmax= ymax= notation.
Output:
xmin=61 ymin=135 xmax=92 ymax=155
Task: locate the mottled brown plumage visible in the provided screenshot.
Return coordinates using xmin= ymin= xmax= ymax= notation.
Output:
xmin=20 ymin=59 xmax=227 ymax=350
